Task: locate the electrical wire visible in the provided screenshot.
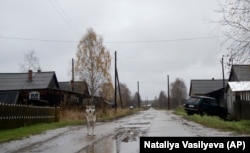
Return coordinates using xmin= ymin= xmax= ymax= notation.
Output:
xmin=48 ymin=0 xmax=82 ymax=36
xmin=0 ymin=35 xmax=221 ymax=43
xmin=105 ymin=36 xmax=221 ymax=44
xmin=0 ymin=35 xmax=78 ymax=43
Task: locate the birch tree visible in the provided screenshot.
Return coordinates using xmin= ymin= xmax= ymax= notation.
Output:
xmin=19 ymin=50 xmax=40 ymax=72
xmin=217 ymin=0 xmax=250 ymax=65
xmin=170 ymin=78 xmax=187 ymax=108
xmin=75 ymin=28 xmax=112 ymax=102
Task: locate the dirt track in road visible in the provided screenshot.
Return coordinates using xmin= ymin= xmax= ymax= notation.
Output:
xmin=0 ymin=108 xmax=238 ymax=153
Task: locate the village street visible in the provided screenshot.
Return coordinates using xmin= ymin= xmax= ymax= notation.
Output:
xmin=0 ymin=108 xmax=238 ymax=153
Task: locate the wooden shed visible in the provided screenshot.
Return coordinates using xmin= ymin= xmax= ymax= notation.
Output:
xmin=226 ymin=81 xmax=250 ymax=120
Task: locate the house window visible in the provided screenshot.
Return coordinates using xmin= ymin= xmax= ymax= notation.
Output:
xmin=29 ymin=91 xmax=40 ymax=100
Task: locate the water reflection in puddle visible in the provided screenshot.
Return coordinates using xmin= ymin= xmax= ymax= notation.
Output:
xmin=78 ymin=135 xmax=139 ymax=153
xmin=79 ymin=136 xmax=116 ymax=153
xmin=78 ymin=127 xmax=145 ymax=153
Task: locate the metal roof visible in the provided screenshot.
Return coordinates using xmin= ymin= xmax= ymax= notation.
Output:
xmin=230 ymin=65 xmax=250 ymax=81
xmin=228 ymin=81 xmax=250 ymax=92
xmin=59 ymin=82 xmax=72 ymax=91
xmin=190 ymin=79 xmax=228 ymax=95
xmin=0 ymin=71 xmax=56 ymax=91
xmin=59 ymin=81 xmax=89 ymax=95
xmin=0 ymin=91 xmax=19 ymax=104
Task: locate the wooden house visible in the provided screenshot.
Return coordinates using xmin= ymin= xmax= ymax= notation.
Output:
xmin=226 ymin=65 xmax=250 ymax=119
xmin=0 ymin=70 xmax=89 ymax=107
xmin=0 ymin=70 xmax=61 ymax=106
xmin=59 ymin=81 xmax=90 ymax=108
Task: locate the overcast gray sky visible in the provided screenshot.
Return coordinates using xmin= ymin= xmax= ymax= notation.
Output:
xmin=0 ymin=0 xmax=229 ymax=100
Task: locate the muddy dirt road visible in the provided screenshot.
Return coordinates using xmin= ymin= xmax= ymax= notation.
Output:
xmin=0 ymin=108 xmax=237 ymax=153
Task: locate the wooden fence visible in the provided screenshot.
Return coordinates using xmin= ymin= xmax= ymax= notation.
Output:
xmin=232 ymin=100 xmax=250 ymax=120
xmin=0 ymin=103 xmax=60 ymax=130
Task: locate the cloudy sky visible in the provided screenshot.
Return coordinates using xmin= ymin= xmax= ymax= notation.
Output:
xmin=0 ymin=0 xmax=229 ymax=100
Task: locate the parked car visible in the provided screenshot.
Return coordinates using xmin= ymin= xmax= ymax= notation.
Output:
xmin=184 ymin=96 xmax=228 ymax=119
xmin=129 ymin=106 xmax=134 ymax=109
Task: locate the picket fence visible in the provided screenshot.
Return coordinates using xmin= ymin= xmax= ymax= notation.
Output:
xmin=0 ymin=103 xmax=60 ymax=130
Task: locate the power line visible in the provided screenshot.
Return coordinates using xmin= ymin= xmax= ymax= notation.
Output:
xmin=0 ymin=35 xmax=221 ymax=43
xmin=104 ymin=36 xmax=221 ymax=44
xmin=54 ymin=0 xmax=82 ymax=34
xmin=48 ymin=0 xmax=82 ymax=36
xmin=0 ymin=35 xmax=78 ymax=43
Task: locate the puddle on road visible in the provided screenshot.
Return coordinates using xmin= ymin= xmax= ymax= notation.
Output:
xmin=78 ymin=136 xmax=116 ymax=153
xmin=78 ymin=127 xmax=147 ymax=153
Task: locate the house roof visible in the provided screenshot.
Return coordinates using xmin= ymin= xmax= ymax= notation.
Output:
xmin=228 ymin=81 xmax=250 ymax=92
xmin=59 ymin=82 xmax=73 ymax=91
xmin=0 ymin=91 xmax=19 ymax=104
xmin=229 ymin=65 xmax=250 ymax=81
xmin=0 ymin=71 xmax=58 ymax=91
xmin=189 ymin=79 xmax=228 ymax=96
xmin=59 ymin=81 xmax=89 ymax=95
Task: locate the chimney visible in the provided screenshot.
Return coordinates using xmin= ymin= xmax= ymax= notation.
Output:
xmin=28 ymin=70 xmax=32 ymax=81
xmin=37 ymin=69 xmax=41 ymax=73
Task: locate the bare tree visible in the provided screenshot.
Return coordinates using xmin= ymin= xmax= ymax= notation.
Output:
xmin=157 ymin=91 xmax=167 ymax=108
xmin=19 ymin=50 xmax=40 ymax=72
xmin=132 ymin=92 xmax=141 ymax=107
xmin=170 ymin=78 xmax=187 ymax=108
xmin=99 ymin=82 xmax=114 ymax=102
xmin=217 ymin=0 xmax=250 ymax=65
xmin=99 ymin=81 xmax=114 ymax=113
xmin=152 ymin=96 xmax=158 ymax=107
xmin=118 ymin=83 xmax=131 ymax=107
xmin=75 ymin=28 xmax=112 ymax=102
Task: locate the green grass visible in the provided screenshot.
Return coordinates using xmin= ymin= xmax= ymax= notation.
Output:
xmin=174 ymin=107 xmax=250 ymax=135
xmin=0 ymin=108 xmax=142 ymax=143
xmin=0 ymin=121 xmax=83 ymax=143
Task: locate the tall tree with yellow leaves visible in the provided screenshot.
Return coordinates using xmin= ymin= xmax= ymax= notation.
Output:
xmin=75 ymin=28 xmax=112 ymax=103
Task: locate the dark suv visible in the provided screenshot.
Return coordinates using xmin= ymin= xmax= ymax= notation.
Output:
xmin=184 ymin=96 xmax=228 ymax=119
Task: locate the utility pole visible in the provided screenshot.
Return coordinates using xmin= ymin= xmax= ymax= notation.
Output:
xmin=221 ymin=56 xmax=226 ymax=105
xmin=167 ymin=75 xmax=170 ymax=110
xmin=113 ymin=51 xmax=123 ymax=110
xmin=137 ymin=81 xmax=140 ymax=108
xmin=221 ymin=57 xmax=225 ymax=89
xmin=71 ymin=58 xmax=74 ymax=92
xmin=116 ymin=68 xmax=123 ymax=108
xmin=114 ymin=51 xmax=117 ymax=111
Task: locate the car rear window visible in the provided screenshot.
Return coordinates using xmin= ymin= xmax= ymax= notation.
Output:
xmin=186 ymin=97 xmax=200 ymax=104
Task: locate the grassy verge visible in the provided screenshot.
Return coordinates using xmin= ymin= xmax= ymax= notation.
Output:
xmin=174 ymin=107 xmax=250 ymax=135
xmin=0 ymin=108 xmax=142 ymax=143
xmin=0 ymin=121 xmax=82 ymax=143
xmin=97 ymin=108 xmax=142 ymax=121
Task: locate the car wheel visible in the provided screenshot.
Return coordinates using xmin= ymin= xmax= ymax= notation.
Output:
xmin=187 ymin=111 xmax=193 ymax=115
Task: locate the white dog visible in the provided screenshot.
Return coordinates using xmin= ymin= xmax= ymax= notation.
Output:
xmin=85 ymin=105 xmax=96 ymax=136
